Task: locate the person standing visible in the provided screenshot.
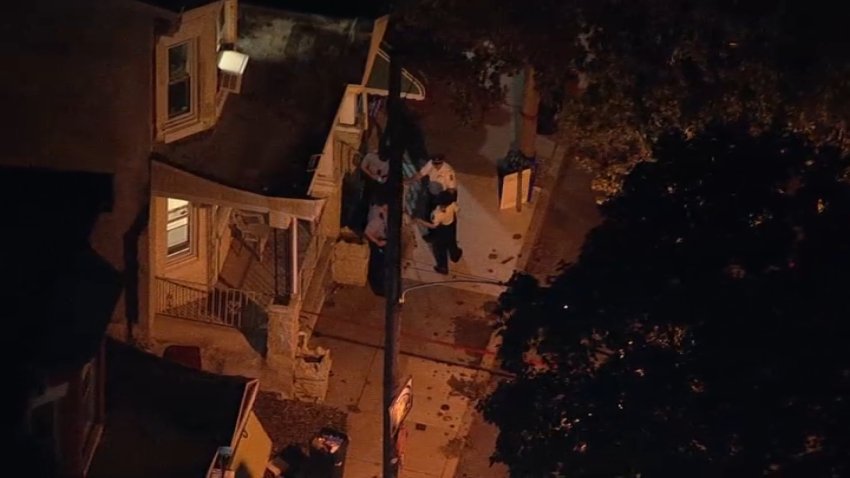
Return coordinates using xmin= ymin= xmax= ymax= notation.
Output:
xmin=405 ymin=153 xmax=457 ymax=219
xmin=414 ymin=191 xmax=462 ymax=275
xmin=364 ymin=201 xmax=388 ymax=295
xmin=360 ymin=151 xmax=389 ymax=185
xmin=359 ymin=151 xmax=389 ymax=217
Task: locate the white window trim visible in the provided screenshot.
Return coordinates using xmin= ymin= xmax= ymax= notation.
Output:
xmin=166 ymin=40 xmax=199 ymax=125
xmin=155 ymin=18 xmax=205 ymax=143
xmin=166 ymin=199 xmax=199 ymax=264
xmin=336 ymin=85 xmax=368 ymax=134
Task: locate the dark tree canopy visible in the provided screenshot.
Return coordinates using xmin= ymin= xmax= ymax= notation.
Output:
xmin=394 ymin=0 xmax=582 ymax=115
xmin=394 ymin=0 xmax=850 ymax=198
xmin=484 ymin=126 xmax=850 ymax=477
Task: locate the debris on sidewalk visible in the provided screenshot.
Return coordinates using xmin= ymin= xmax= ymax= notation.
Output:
xmin=253 ymin=392 xmax=347 ymax=455
xmin=293 ymin=343 xmax=333 ymax=403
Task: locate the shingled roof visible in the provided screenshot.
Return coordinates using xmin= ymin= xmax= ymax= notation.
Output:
xmin=157 ymin=4 xmax=373 ymax=198
xmin=89 ymin=341 xmax=253 ymax=478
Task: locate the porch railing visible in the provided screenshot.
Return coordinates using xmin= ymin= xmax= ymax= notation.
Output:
xmin=155 ymin=277 xmax=272 ymax=329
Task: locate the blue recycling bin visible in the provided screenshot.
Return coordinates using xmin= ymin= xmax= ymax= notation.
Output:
xmin=303 ymin=428 xmax=349 ymax=478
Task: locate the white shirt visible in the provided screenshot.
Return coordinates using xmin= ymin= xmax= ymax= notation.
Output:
xmin=419 ymin=160 xmax=457 ymax=195
xmin=361 ymin=153 xmax=388 ymax=183
xmin=365 ymin=205 xmax=387 ymax=241
xmin=430 ymin=203 xmax=459 ymax=226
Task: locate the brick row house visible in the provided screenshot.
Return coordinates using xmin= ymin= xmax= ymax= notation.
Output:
xmin=5 ymin=0 xmax=423 ymax=475
xmin=138 ymin=0 xmax=405 ymax=395
xmin=142 ymin=0 xmax=384 ymax=395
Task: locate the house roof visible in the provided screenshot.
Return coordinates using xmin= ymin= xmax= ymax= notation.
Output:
xmin=244 ymin=0 xmax=388 ymax=19
xmin=365 ymin=48 xmax=427 ymax=100
xmin=134 ymin=0 xmax=218 ymax=12
xmin=136 ymin=0 xmax=389 ymax=17
xmin=4 ymin=168 xmax=121 ymax=377
xmin=4 ymin=167 xmax=123 ymax=476
xmin=158 ymin=4 xmax=373 ymax=198
xmin=2 ymin=0 xmax=155 ymax=174
xmin=88 ymin=341 xmax=252 ymax=478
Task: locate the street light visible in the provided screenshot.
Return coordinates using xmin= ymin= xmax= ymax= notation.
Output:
xmin=387 ymin=277 xmax=508 ymax=474
xmin=399 ymin=279 xmax=508 ymax=304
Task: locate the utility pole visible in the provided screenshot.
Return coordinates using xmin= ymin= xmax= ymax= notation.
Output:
xmin=382 ymin=44 xmax=404 ymax=478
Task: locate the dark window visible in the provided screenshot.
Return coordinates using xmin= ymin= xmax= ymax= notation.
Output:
xmin=168 ymin=43 xmax=192 ymax=119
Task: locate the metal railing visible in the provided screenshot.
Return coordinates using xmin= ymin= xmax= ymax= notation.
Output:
xmin=155 ymin=277 xmax=272 ymax=328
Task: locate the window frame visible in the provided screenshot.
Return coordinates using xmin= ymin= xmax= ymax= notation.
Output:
xmin=165 ymin=40 xmax=198 ymax=124
xmin=166 ymin=198 xmax=194 ymax=259
xmin=155 ymin=16 xmax=205 ymax=143
xmin=217 ymin=6 xmax=226 ymax=52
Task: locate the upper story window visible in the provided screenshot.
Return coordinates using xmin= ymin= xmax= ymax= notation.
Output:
xmin=217 ymin=6 xmax=226 ymax=51
xmin=168 ymin=42 xmax=194 ymax=120
xmin=154 ymin=0 xmax=238 ymax=143
xmin=155 ymin=1 xmax=242 ymax=143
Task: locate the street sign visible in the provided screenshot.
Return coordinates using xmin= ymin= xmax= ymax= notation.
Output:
xmin=389 ymin=376 xmax=413 ymax=439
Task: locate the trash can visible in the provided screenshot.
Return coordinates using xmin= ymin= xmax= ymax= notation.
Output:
xmin=497 ymin=150 xmax=538 ymax=207
xmin=302 ymin=428 xmax=349 ymax=478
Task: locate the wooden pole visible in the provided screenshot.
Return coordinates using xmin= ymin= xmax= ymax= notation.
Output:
xmin=382 ymin=45 xmax=404 ymax=478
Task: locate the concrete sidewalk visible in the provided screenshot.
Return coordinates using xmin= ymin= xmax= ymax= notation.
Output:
xmin=309 ymin=74 xmax=575 ymax=478
xmin=310 ymin=285 xmax=500 ymax=478
xmin=402 ymin=75 xmax=560 ymax=298
xmin=402 ymin=170 xmax=537 ymax=296
xmin=316 ymin=338 xmax=479 ymax=478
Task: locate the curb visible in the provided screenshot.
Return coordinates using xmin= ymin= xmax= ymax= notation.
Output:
xmin=440 ymin=325 xmax=503 ymax=478
xmin=442 ymin=138 xmax=568 ymax=478
xmin=515 ymin=139 xmax=568 ymax=274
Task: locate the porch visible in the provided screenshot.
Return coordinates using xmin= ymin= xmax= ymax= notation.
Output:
xmin=152 ymin=213 xmax=324 ymax=356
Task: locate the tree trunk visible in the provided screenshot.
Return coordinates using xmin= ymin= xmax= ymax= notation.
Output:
xmin=519 ymin=65 xmax=540 ymax=159
xmin=516 ymin=65 xmax=539 ymax=211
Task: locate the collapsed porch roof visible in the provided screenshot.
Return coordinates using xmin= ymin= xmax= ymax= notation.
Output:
xmin=152 ymin=160 xmax=325 ymax=225
xmin=366 ymin=47 xmax=426 ymax=100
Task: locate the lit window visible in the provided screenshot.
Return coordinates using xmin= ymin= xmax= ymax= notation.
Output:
xmin=168 ymin=43 xmax=193 ymax=119
xmin=167 ymin=198 xmax=191 ymax=256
